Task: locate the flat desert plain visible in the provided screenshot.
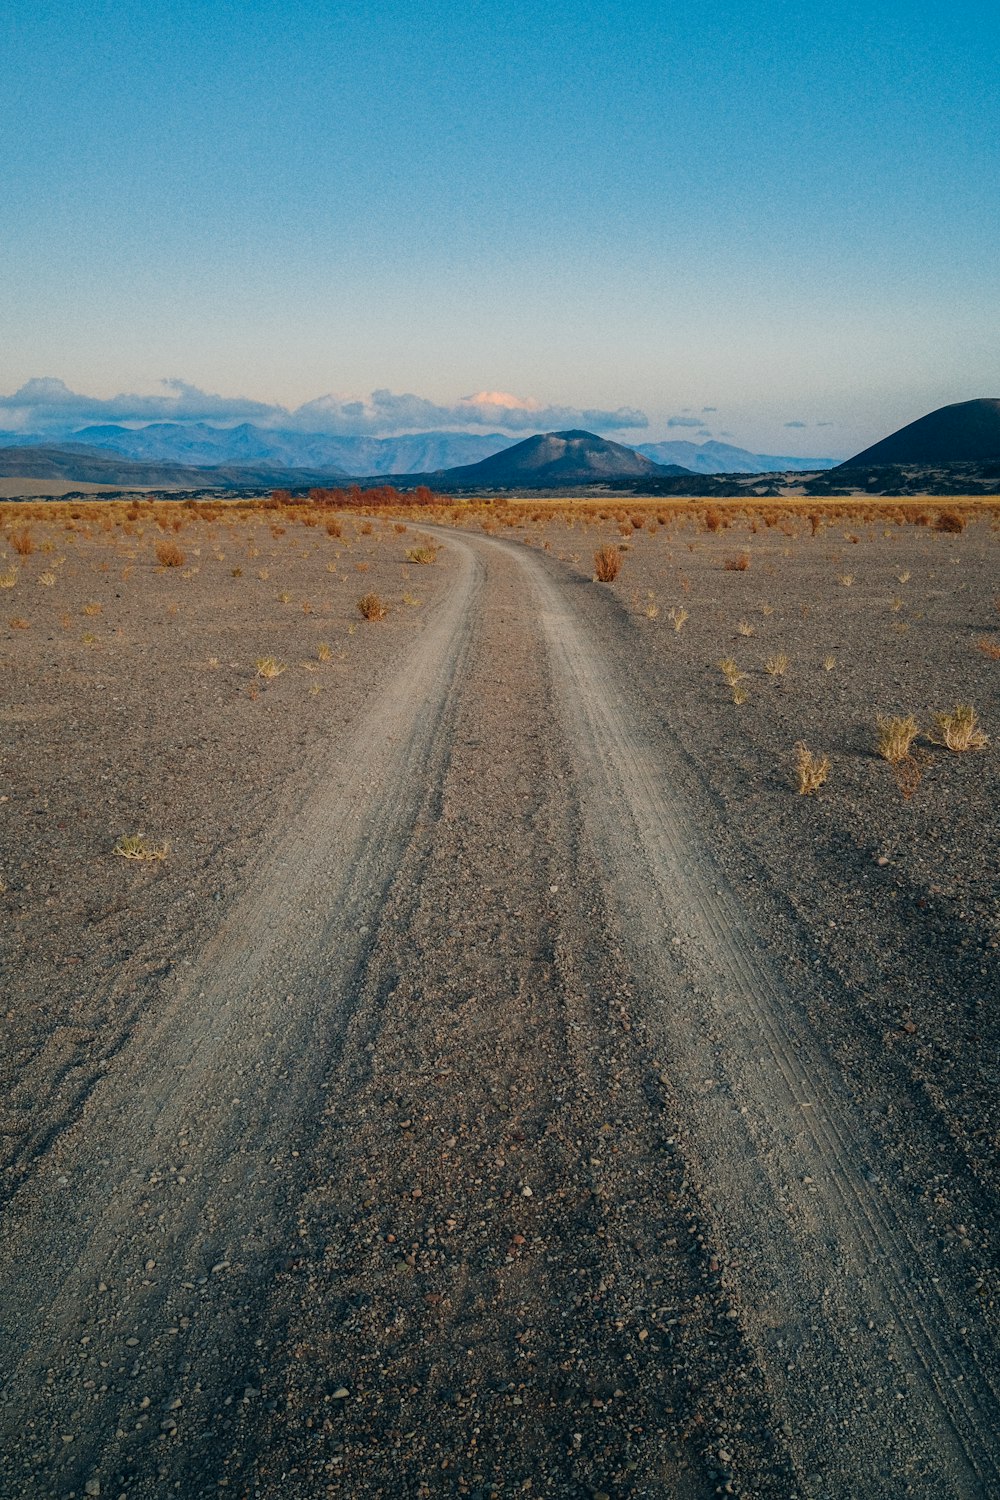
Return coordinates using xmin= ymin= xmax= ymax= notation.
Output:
xmin=0 ymin=497 xmax=998 ymax=1499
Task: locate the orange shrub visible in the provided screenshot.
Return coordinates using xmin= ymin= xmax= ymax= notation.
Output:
xmin=593 ymin=544 xmax=623 ymax=582
xmin=155 ymin=540 xmax=185 ymax=567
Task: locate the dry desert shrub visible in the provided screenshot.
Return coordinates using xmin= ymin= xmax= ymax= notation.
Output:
xmin=876 ymin=713 xmax=919 ymax=764
xmin=935 ymin=510 xmax=965 ymax=534
xmin=357 ymin=592 xmax=387 ymax=620
xmin=765 ymin=652 xmax=789 ymax=676
xmin=593 ymin=544 xmax=623 ymax=582
xmin=406 ymin=545 xmax=439 ymax=565
xmin=794 ymin=742 xmax=830 ymax=795
xmin=737 ymin=619 xmax=755 ymax=636
xmin=822 ymin=654 xmax=836 ymax=671
xmin=9 ymin=616 xmax=30 ymax=629
xmin=113 ymin=833 xmax=169 ymax=861
xmin=156 ymin=539 xmax=185 ymax=568
xmin=723 ymin=552 xmax=750 ymax=571
xmin=38 ymin=571 xmax=56 ymax=587
xmin=978 ymin=638 xmax=1000 ymax=660
xmin=667 ymin=605 xmax=688 ymax=632
xmin=718 ymin=658 xmax=745 ymax=689
xmin=256 ymin=656 xmax=286 ymax=680
xmin=10 ymin=528 xmax=35 ymax=557
xmin=0 ymin=568 xmax=17 ymax=588
xmin=325 ymin=518 xmax=342 ymax=538
xmin=930 ymin=704 xmax=988 ymax=752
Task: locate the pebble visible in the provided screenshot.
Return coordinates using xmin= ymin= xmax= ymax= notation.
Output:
xmin=521 ymin=1186 xmax=533 ymax=1197
xmin=85 ymin=1482 xmax=101 ymax=1497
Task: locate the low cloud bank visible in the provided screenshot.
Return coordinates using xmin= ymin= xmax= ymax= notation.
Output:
xmin=0 ymin=378 xmax=648 ymax=437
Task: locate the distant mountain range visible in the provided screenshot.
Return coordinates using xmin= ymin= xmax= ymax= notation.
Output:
xmin=0 ymin=424 xmax=517 ymax=476
xmin=635 ymin=439 xmax=836 ymax=473
xmin=0 ymin=422 xmax=838 ymax=476
xmin=0 ymin=446 xmax=353 ymax=491
xmin=2 ymin=400 xmax=997 ymax=496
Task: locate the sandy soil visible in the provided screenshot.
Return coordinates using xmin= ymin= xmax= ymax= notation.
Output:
xmin=0 ymin=502 xmax=997 ymax=1498
xmin=0 ymin=482 xmax=169 ymax=499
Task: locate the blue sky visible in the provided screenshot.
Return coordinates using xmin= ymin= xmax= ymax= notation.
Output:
xmin=2 ymin=0 xmax=998 ymax=455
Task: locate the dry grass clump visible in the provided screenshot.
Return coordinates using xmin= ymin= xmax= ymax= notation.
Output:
xmin=0 ymin=568 xmax=17 ymax=589
xmin=406 ymin=545 xmax=439 ymax=565
xmin=316 ymin=641 xmax=332 ymax=662
xmin=357 ymin=592 xmax=387 ymax=621
xmin=718 ymin=658 xmax=746 ymax=691
xmin=9 ymin=616 xmax=30 ymax=629
xmin=737 ymin=619 xmax=755 ymax=636
xmin=10 ymin=528 xmax=35 ymax=557
xmin=667 ymin=605 xmax=688 ymax=632
xmin=793 ymin=742 xmax=830 ymax=795
xmin=977 ymin=638 xmax=1000 ymax=660
xmin=935 ymin=510 xmax=966 ymax=533
xmin=876 ymin=713 xmax=919 ymax=764
xmin=113 ymin=833 xmax=169 ymax=862
xmin=593 ymin=544 xmax=623 ymax=582
xmin=822 ymin=654 xmax=836 ymax=671
xmin=155 ymin=539 xmax=185 ymax=567
xmin=930 ymin=704 xmax=988 ymax=752
xmin=765 ymin=652 xmax=789 ymax=676
xmin=256 ymin=656 xmax=286 ymax=680
xmin=82 ymin=601 xmax=102 ymax=616
xmin=37 ymin=570 xmax=56 ymax=586
xmin=723 ymin=552 xmax=750 ymax=571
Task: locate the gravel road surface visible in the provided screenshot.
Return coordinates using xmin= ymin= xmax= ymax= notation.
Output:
xmin=1 ymin=521 xmax=997 ymax=1498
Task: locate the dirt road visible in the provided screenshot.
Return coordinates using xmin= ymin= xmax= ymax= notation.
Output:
xmin=1 ymin=529 xmax=997 ymax=1498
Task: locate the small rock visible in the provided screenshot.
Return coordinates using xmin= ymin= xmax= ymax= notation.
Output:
xmin=332 ymin=1387 xmax=349 ymax=1400
xmin=521 ymin=1186 xmax=533 ymax=1198
xmin=85 ymin=1481 xmax=101 ymax=1497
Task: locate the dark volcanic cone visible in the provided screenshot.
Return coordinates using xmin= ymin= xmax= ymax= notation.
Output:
xmin=432 ymin=430 xmax=690 ymax=487
xmin=841 ymin=398 xmax=1000 ymax=468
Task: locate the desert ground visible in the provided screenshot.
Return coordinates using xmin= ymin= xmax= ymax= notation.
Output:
xmin=0 ymin=495 xmax=998 ymax=1499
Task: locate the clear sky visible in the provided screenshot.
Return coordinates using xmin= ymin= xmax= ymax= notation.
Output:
xmin=2 ymin=0 xmax=998 ymax=455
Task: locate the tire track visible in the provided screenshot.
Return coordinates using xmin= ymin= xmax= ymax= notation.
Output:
xmin=0 ymin=543 xmax=482 ymax=1498
xmin=493 ymin=535 xmax=1000 ymax=1499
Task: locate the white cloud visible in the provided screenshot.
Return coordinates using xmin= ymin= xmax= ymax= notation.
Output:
xmin=784 ymin=420 xmax=808 ymax=429
xmin=0 ymin=377 xmax=647 ymax=436
xmin=666 ymin=415 xmax=705 ymax=429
